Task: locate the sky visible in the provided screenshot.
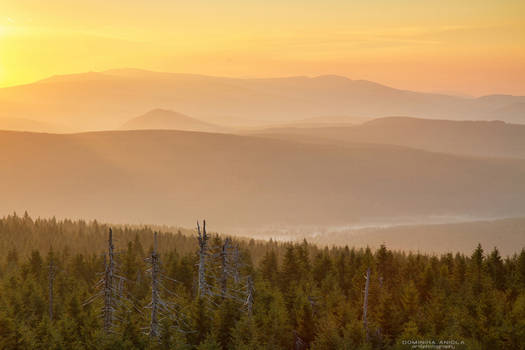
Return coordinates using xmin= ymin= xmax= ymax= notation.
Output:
xmin=0 ymin=0 xmax=524 ymax=96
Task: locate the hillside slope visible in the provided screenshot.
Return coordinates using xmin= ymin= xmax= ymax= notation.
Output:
xmin=0 ymin=117 xmax=65 ymax=133
xmin=1 ymin=129 xmax=525 ymax=231
xmin=251 ymin=117 xmax=525 ymax=159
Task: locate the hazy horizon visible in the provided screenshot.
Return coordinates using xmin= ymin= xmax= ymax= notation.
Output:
xmin=2 ymin=0 xmax=525 ymax=96
xmin=2 ymin=68 xmax=524 ymax=98
xmin=2 ymin=2 xmax=525 ymax=348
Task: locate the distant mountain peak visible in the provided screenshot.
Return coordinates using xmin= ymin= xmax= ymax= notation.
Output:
xmin=104 ymin=68 xmax=155 ymax=74
xmin=314 ymin=74 xmax=351 ymax=81
xmin=37 ymin=71 xmax=112 ymax=84
xmin=121 ymin=108 xmax=224 ymax=133
xmin=142 ymin=108 xmax=184 ymax=116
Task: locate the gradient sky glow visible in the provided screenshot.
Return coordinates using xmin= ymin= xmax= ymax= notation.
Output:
xmin=1 ymin=0 xmax=524 ymax=96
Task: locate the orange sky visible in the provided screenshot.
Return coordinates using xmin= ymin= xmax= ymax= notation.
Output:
xmin=1 ymin=0 xmax=524 ymax=96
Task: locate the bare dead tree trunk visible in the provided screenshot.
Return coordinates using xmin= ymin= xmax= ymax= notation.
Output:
xmin=150 ymin=232 xmax=160 ymax=338
xmin=232 ymin=246 xmax=241 ymax=284
xmin=294 ymin=330 xmax=306 ymax=350
xmin=197 ymin=220 xmax=209 ymax=297
xmin=103 ymin=228 xmax=115 ymax=334
xmin=363 ymin=267 xmax=370 ymax=342
xmin=246 ymin=275 xmax=254 ymax=316
xmin=143 ymin=231 xmax=191 ymax=335
xmin=83 ymin=228 xmax=132 ymax=335
xmin=221 ymin=238 xmax=231 ymax=298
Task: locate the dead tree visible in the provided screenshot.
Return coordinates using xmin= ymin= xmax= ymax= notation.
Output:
xmin=145 ymin=232 xmax=193 ymax=336
xmin=197 ymin=220 xmax=210 ymax=297
xmin=363 ymin=267 xmax=371 ymax=342
xmin=232 ymin=246 xmax=241 ymax=284
xmin=246 ymin=275 xmax=254 ymax=316
xmin=103 ymin=228 xmax=116 ymax=334
xmin=220 ymin=238 xmax=230 ymax=298
xmin=195 ymin=223 xmax=253 ymax=316
xmin=294 ymin=330 xmax=307 ymax=350
xmin=213 ymin=237 xmax=249 ymax=305
xmin=149 ymin=232 xmax=160 ymax=338
xmin=84 ymin=228 xmax=129 ymax=335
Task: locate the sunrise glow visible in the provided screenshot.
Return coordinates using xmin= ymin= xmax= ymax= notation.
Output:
xmin=1 ymin=0 xmax=524 ymax=95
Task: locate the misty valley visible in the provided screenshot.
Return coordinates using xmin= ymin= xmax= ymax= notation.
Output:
xmin=0 ymin=70 xmax=524 ymax=350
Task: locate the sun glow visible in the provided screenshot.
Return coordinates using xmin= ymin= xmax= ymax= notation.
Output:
xmin=0 ymin=1 xmax=524 ymax=95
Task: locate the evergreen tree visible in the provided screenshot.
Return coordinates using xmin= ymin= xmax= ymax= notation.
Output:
xmin=0 ymin=215 xmax=522 ymax=349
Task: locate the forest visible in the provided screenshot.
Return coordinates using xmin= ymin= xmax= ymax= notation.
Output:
xmin=0 ymin=213 xmax=524 ymax=350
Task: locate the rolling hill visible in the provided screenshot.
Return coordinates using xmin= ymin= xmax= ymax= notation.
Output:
xmin=1 ymin=129 xmax=525 ymax=233
xmin=0 ymin=69 xmax=524 ymax=131
xmin=0 ymin=117 xmax=65 ymax=133
xmin=251 ymin=117 xmax=525 ymax=159
xmin=121 ymin=108 xmax=226 ymax=133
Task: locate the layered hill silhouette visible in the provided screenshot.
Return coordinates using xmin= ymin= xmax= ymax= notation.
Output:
xmin=257 ymin=115 xmax=372 ymax=129
xmin=121 ymin=109 xmax=225 ymax=133
xmin=1 ymin=129 xmax=525 ymax=232
xmin=0 ymin=117 xmax=65 ymax=133
xmin=0 ymin=69 xmax=524 ymax=131
xmin=252 ymin=117 xmax=525 ymax=159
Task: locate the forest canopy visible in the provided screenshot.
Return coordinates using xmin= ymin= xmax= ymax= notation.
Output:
xmin=0 ymin=213 xmax=524 ymax=349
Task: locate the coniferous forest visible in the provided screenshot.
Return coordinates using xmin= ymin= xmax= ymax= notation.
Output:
xmin=0 ymin=213 xmax=524 ymax=350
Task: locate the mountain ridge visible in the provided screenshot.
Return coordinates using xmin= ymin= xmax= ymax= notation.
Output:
xmin=252 ymin=116 xmax=525 ymax=159
xmin=1 ymin=69 xmax=523 ymax=131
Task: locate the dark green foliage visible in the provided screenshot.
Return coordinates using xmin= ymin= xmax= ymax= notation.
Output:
xmin=0 ymin=214 xmax=523 ymax=349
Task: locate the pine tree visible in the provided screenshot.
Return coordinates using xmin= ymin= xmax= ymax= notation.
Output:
xmin=260 ymin=250 xmax=278 ymax=285
xmin=400 ymin=280 xmax=419 ymax=323
xmin=487 ymin=247 xmax=505 ymax=290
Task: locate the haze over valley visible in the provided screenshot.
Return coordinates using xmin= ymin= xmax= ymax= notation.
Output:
xmin=0 ymin=69 xmax=524 ymax=254
xmin=3 ymin=1 xmax=525 ymax=347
